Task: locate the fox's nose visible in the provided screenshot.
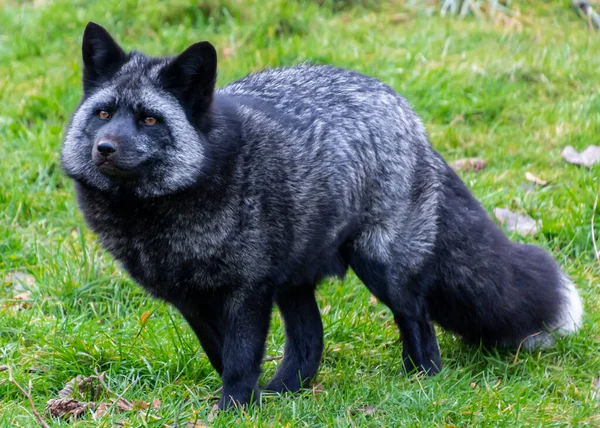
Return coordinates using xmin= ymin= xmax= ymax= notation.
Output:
xmin=96 ymin=139 xmax=117 ymax=156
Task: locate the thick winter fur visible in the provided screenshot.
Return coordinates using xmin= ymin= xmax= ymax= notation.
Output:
xmin=62 ymin=23 xmax=583 ymax=409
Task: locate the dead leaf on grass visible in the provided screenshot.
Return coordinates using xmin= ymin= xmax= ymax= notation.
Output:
xmin=207 ymin=404 xmax=219 ymax=423
xmin=350 ymin=404 xmax=380 ymax=416
xmin=562 ymin=145 xmax=600 ymax=167
xmin=222 ymin=46 xmax=233 ymax=58
xmin=390 ymin=13 xmax=411 ymax=24
xmin=3 ymin=291 xmax=33 ymax=311
xmin=140 ymin=310 xmax=151 ymax=324
xmin=592 ymin=375 xmax=600 ymax=401
xmin=525 ymin=172 xmax=548 ymax=187
xmin=58 ymin=373 xmax=105 ymax=401
xmin=369 ymin=295 xmax=378 ymax=305
xmin=4 ymin=272 xmax=36 ymax=291
xmin=94 ymin=402 xmax=110 ymax=418
xmin=46 ymin=398 xmax=95 ymax=419
xmin=493 ymin=208 xmax=541 ymax=236
xmin=450 ymin=158 xmax=487 ymax=173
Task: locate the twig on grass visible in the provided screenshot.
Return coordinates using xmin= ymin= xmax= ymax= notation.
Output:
xmin=0 ymin=365 xmax=50 ymax=428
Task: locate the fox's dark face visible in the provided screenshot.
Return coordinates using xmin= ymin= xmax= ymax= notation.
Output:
xmin=62 ymin=22 xmax=218 ymax=197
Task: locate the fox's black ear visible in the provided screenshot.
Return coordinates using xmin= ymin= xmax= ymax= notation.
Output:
xmin=160 ymin=41 xmax=217 ymax=111
xmin=82 ymin=22 xmax=127 ymax=94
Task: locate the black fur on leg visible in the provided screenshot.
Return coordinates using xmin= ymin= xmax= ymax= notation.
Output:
xmin=264 ymin=284 xmax=324 ymax=393
xmin=218 ymin=286 xmax=273 ymax=410
xmin=342 ymin=245 xmax=442 ymax=376
xmin=173 ymin=295 xmax=225 ymax=375
xmin=395 ymin=312 xmax=441 ymax=375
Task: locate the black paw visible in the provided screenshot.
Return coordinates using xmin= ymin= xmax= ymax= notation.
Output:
xmin=217 ymin=387 xmax=260 ymax=410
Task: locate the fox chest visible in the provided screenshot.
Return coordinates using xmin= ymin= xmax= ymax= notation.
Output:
xmin=95 ymin=217 xmax=267 ymax=299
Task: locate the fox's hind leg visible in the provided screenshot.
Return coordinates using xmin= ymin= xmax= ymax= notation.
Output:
xmin=264 ymin=285 xmax=324 ymax=393
xmin=342 ymin=244 xmax=442 ymax=375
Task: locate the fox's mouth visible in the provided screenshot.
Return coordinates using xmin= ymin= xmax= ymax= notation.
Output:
xmin=97 ymin=161 xmax=140 ymax=180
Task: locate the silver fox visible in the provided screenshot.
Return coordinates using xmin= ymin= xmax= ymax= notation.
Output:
xmin=62 ymin=23 xmax=583 ymax=409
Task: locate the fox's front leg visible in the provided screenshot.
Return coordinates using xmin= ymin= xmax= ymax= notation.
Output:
xmin=218 ymin=286 xmax=274 ymax=410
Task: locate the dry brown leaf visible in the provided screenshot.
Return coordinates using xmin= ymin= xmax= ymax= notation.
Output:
xmin=592 ymin=375 xmax=600 ymax=401
xmin=525 ymin=172 xmax=548 ymax=187
xmin=562 ymin=145 xmax=600 ymax=167
xmin=115 ymin=397 xmax=134 ymax=412
xmin=152 ymin=398 xmax=161 ymax=410
xmin=391 ymin=13 xmax=411 ymax=24
xmin=4 ymin=272 xmax=36 ymax=291
xmin=449 ymin=114 xmax=464 ymax=126
xmin=493 ymin=208 xmax=541 ymax=236
xmin=58 ymin=374 xmax=105 ymax=401
xmin=94 ymin=402 xmax=110 ymax=418
xmin=312 ymin=383 xmax=325 ymax=395
xmin=450 ymin=158 xmax=487 ymax=173
xmin=140 ymin=310 xmax=151 ymax=324
xmin=133 ymin=400 xmax=149 ymax=410
xmin=4 ymin=291 xmax=33 ymax=311
xmin=207 ymin=404 xmax=219 ymax=423
xmin=45 ymin=398 xmax=95 ymax=419
xmin=369 ymin=295 xmax=378 ymax=305
xmin=350 ymin=405 xmax=379 ymax=416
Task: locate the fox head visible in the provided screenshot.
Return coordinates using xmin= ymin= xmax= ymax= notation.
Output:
xmin=62 ymin=22 xmax=219 ymax=197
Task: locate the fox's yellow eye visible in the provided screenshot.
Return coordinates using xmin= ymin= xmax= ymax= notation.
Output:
xmin=98 ymin=110 xmax=110 ymax=119
xmin=144 ymin=117 xmax=157 ymax=125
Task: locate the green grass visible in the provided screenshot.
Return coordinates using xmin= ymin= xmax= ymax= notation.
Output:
xmin=1 ymin=0 xmax=600 ymax=426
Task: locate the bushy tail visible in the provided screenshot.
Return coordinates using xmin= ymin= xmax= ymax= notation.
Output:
xmin=508 ymin=243 xmax=583 ymax=349
xmin=427 ymin=166 xmax=583 ymax=349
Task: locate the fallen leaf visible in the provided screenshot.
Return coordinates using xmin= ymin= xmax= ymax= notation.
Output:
xmin=45 ymin=398 xmax=95 ymax=419
xmin=449 ymin=114 xmax=464 ymax=126
xmin=312 ymin=383 xmax=325 ymax=395
xmin=391 ymin=13 xmax=410 ymax=24
xmin=140 ymin=311 xmax=151 ymax=324
xmin=152 ymin=398 xmax=161 ymax=410
xmin=4 ymin=272 xmax=36 ymax=292
xmin=58 ymin=374 xmax=105 ymax=401
xmin=115 ymin=397 xmax=134 ymax=412
xmin=207 ymin=404 xmax=219 ymax=423
xmin=263 ymin=355 xmax=283 ymax=362
xmin=94 ymin=402 xmax=110 ymax=418
xmin=13 ymin=291 xmax=32 ymax=300
xmin=350 ymin=405 xmax=380 ymax=416
xmin=4 ymin=291 xmax=33 ymax=311
xmin=592 ymin=375 xmax=600 ymax=401
xmin=450 ymin=158 xmax=487 ymax=173
xmin=493 ymin=208 xmax=541 ymax=236
xmin=369 ymin=295 xmax=378 ymax=305
xmin=562 ymin=145 xmax=600 ymax=167
xmin=525 ymin=172 xmax=548 ymax=187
